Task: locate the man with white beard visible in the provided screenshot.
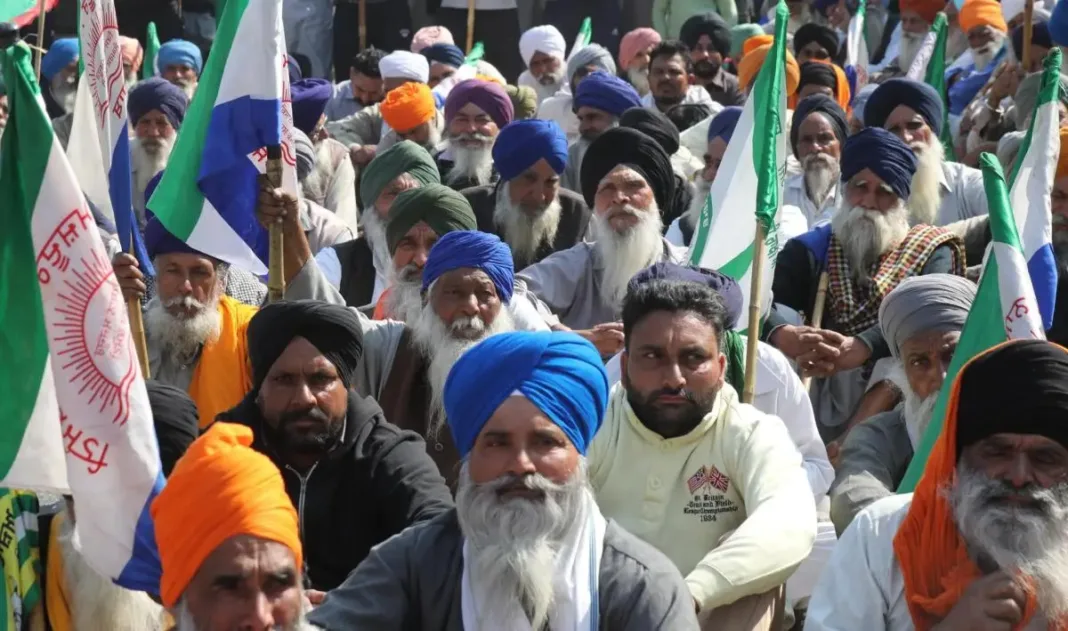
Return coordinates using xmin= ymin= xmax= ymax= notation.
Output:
xmin=807 ymin=339 xmax=1068 ymax=630
xmin=306 ymin=330 xmax=701 ymax=630
xmin=128 ymin=78 xmax=188 ymax=227
xmin=883 ymin=0 xmax=943 ymax=77
xmin=39 ymin=37 xmax=79 ymax=147
xmin=767 ymin=128 xmax=966 ymax=436
xmin=785 ymin=94 xmax=848 ymax=229
xmin=435 ymin=79 xmax=514 ymax=190
xmin=466 ymin=119 xmax=591 ymax=269
xmin=618 ymin=27 xmax=662 ymax=98
xmin=829 ymin=274 xmax=976 ymax=535
xmin=120 ymin=36 xmax=144 ymax=89
xmin=865 ymin=79 xmax=989 ymax=228
xmin=157 ymin=39 xmax=202 ymax=101
xmin=944 ymin=0 xmax=1010 ymax=121
xmin=516 ymin=25 xmax=567 ymax=105
xmin=518 ymin=127 xmax=687 ymax=357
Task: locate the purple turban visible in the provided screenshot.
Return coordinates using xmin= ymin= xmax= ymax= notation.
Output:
xmin=444 ymin=79 xmax=514 ymax=128
xmin=291 ymin=78 xmax=333 ymax=135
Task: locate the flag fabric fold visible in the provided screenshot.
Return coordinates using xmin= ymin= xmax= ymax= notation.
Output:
xmin=898 ymin=154 xmax=1045 ymax=492
xmin=906 ymin=13 xmax=955 ymax=160
xmin=845 ymin=0 xmax=868 ymax=98
xmin=143 ymin=21 xmax=161 ymax=80
xmin=0 ymin=0 xmax=57 ymax=28
xmin=0 ymin=42 xmax=164 ymax=594
xmin=568 ymin=17 xmax=594 ymax=60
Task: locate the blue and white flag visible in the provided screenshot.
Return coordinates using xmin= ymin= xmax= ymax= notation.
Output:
xmin=149 ymin=0 xmax=297 ymax=274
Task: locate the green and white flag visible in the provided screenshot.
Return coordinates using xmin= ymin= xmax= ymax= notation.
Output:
xmin=898 ymin=154 xmax=1045 ymax=492
xmin=906 ymin=13 xmax=955 ymax=159
xmin=143 ymin=21 xmax=161 ymax=79
xmin=687 ymin=0 xmax=788 ymax=334
xmin=567 ymin=18 xmax=594 ymax=60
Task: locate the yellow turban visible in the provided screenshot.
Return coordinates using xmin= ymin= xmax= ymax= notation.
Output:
xmin=1058 ymin=127 xmax=1068 ymax=178
xmin=151 ymin=423 xmax=301 ymax=608
xmin=380 ymin=82 xmax=436 ymax=133
xmin=959 ymin=0 xmax=1007 ymax=33
xmin=737 ymin=43 xmax=801 ymax=95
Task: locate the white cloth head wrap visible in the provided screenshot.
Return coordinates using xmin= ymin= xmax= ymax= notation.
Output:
xmin=380 ymin=51 xmax=430 ymax=83
xmin=520 ymin=25 xmax=566 ymax=68
xmin=878 ymin=274 xmax=976 ymax=358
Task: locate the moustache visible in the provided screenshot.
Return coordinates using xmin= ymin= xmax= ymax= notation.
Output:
xmin=486 ymin=472 xmax=557 ymax=498
xmin=279 ymin=405 xmax=331 ymax=428
xmin=977 ymin=479 xmax=1058 ymax=515
xmin=453 ymin=132 xmax=493 ymax=145
xmin=650 ymin=388 xmax=697 ymax=404
xmin=396 ymin=263 xmax=422 ymax=283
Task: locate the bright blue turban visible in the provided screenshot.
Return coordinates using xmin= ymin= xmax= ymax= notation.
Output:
xmin=864 ymin=78 xmax=944 ymax=136
xmin=158 ymin=40 xmax=203 ymax=75
xmin=492 ymin=119 xmax=568 ymax=180
xmin=573 ymin=71 xmax=642 ymax=118
xmin=129 ymin=77 xmax=189 ymax=130
xmin=840 ymin=127 xmax=918 ymax=200
xmin=291 ymin=78 xmax=333 ymax=135
xmin=422 ymin=230 xmax=515 ymax=303
xmin=707 ymin=106 xmax=742 ymax=143
xmin=422 ymin=43 xmax=465 ymax=68
xmin=444 ymin=331 xmax=609 ymax=457
xmin=41 ymin=38 xmax=78 ymax=81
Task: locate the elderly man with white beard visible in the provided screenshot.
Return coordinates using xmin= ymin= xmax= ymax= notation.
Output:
xmin=517 ymin=25 xmax=568 ymax=105
xmin=157 ymin=40 xmax=202 ymax=101
xmin=786 ymin=95 xmax=847 ymax=230
xmin=828 ymin=274 xmax=976 ymax=535
xmin=435 ymin=79 xmax=514 ymax=190
xmin=466 ymin=119 xmax=591 ymax=269
xmin=944 ymin=0 xmax=1010 ymax=123
xmin=128 ymin=78 xmax=188 ymax=227
xmin=877 ymin=0 xmax=944 ymax=77
xmin=807 ymin=339 xmax=1068 ymax=630
xmin=306 ymin=330 xmax=701 ymax=630
xmin=767 ymin=127 xmax=966 ymax=438
xmin=518 ymin=127 xmax=687 ymax=358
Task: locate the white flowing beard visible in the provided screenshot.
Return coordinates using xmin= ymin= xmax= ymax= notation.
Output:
xmin=172 ymin=77 xmax=197 ymax=101
xmin=410 ymin=295 xmax=515 ymax=436
xmin=971 ymin=32 xmax=1005 ymax=71
xmin=909 ymin=136 xmax=945 ymax=226
xmin=886 ymin=361 xmax=939 ymax=449
xmin=51 ymin=73 xmax=77 ymax=113
xmin=831 ymin=200 xmax=910 ymax=286
xmin=173 ymin=596 xmax=313 ymax=631
xmin=947 ymin=465 xmax=1068 ymax=618
xmin=456 ymin=459 xmax=591 ymax=631
xmin=898 ymin=32 xmax=926 ymax=72
xmin=802 ymin=153 xmax=840 ymax=206
xmin=448 ymin=134 xmax=495 ymax=186
xmin=131 ymin=135 xmax=175 ymax=222
xmin=627 ymin=67 xmax=651 ymax=96
xmin=593 ymin=204 xmax=664 ymax=309
xmin=361 ymin=208 xmax=392 ymax=275
xmin=385 ymin=263 xmax=424 ymax=324
xmin=144 ymin=289 xmax=223 ymax=365
xmin=684 ymin=176 xmax=711 ymax=226
xmin=493 ymin=183 xmax=562 ymax=266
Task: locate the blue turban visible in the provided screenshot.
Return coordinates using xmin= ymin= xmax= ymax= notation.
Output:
xmin=291 ymin=78 xmax=333 ymax=135
xmin=443 ymin=331 xmax=609 ymax=457
xmin=573 ymin=71 xmax=642 ymax=118
xmin=129 ymin=78 xmax=189 ymax=130
xmin=840 ymin=127 xmax=918 ymax=200
xmin=864 ymin=78 xmax=944 ymax=136
xmin=492 ymin=119 xmax=568 ymax=180
xmin=41 ymin=38 xmax=78 ymax=81
xmin=145 ymin=216 xmax=205 ymax=259
xmin=628 ymin=262 xmax=743 ymax=328
xmin=421 ymin=231 xmax=515 ymax=303
xmin=422 ymin=43 xmax=465 ymax=68
xmin=707 ymin=106 xmax=742 ymax=143
xmin=158 ymin=40 xmax=203 ymax=75
xmin=1052 ymin=0 xmax=1068 ymax=46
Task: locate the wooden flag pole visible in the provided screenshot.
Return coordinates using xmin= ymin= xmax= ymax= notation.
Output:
xmin=465 ymin=0 xmax=476 ymax=53
xmin=358 ymin=0 xmax=367 ymax=50
xmin=127 ymin=244 xmax=151 ymax=379
xmin=801 ymin=271 xmax=830 ymax=390
xmin=266 ymin=146 xmax=286 ymax=303
xmin=1022 ymin=0 xmax=1035 ymax=70
xmin=741 ymin=223 xmax=767 ymax=404
xmin=34 ymin=0 xmax=47 ymax=81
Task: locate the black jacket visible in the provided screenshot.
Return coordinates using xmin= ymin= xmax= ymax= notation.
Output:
xmin=218 ymin=391 xmax=453 ymax=590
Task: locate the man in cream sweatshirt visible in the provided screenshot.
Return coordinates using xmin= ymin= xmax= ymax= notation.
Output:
xmin=587 ymin=278 xmax=817 ymax=630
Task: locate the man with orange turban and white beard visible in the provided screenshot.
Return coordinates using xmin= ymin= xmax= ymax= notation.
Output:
xmin=377 ymin=81 xmax=444 ymax=153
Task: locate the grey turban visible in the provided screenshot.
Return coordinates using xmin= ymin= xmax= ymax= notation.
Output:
xmin=292 ymin=127 xmax=316 ymax=183
xmin=878 ymin=274 xmax=976 ymax=358
xmin=1014 ymin=71 xmax=1068 ymax=131
xmin=568 ymin=44 xmax=617 ymax=82
xmin=997 ymin=131 xmax=1026 ymax=174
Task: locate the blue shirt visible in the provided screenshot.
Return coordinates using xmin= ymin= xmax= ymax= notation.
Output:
xmin=324 ymin=80 xmax=365 ymax=122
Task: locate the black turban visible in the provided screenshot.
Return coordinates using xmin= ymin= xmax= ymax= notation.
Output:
xmin=956 ymin=339 xmax=1068 ymax=457
xmin=619 ymin=106 xmax=680 ymax=154
xmin=794 ymin=23 xmax=841 ymax=61
xmin=580 ymin=127 xmax=676 ymax=213
xmin=790 ymin=94 xmax=848 ymax=158
xmin=797 ymin=62 xmax=838 ymax=96
xmin=665 ymin=103 xmax=713 ymax=132
xmin=864 ymin=78 xmax=945 ymax=136
xmin=680 ymin=13 xmax=731 ymax=56
xmin=628 ymin=262 xmax=743 ymax=328
xmin=147 ymin=382 xmax=200 ymax=477
xmin=247 ymin=301 xmax=364 ymax=389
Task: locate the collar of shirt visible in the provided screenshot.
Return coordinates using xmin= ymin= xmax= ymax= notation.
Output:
xmin=592 ymin=238 xmax=684 ymax=271
xmin=617 ymin=380 xmax=734 ymax=447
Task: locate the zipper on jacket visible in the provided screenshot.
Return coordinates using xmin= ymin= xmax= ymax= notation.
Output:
xmin=285 ymin=462 xmax=319 ymax=538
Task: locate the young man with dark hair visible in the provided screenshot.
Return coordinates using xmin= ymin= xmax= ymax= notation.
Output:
xmin=324 ymin=47 xmax=387 ymax=123
xmin=642 ymin=40 xmax=716 ymax=113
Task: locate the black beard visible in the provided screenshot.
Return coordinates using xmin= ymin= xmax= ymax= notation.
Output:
xmin=622 ymin=372 xmax=718 ymax=439
xmin=261 ymin=404 xmax=345 ymax=456
xmin=693 ymin=59 xmax=719 ymax=79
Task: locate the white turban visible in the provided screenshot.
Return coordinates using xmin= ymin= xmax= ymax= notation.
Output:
xmin=380 ymin=51 xmax=430 ymax=83
xmin=878 ymin=274 xmax=976 ymax=358
xmin=520 ymin=25 xmax=566 ymax=68
xmin=1002 ymin=0 xmax=1025 ymax=22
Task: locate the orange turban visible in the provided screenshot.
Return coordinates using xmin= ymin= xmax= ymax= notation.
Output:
xmin=737 ymin=43 xmax=801 ymax=95
xmin=958 ymin=0 xmax=1007 ymax=33
xmin=898 ymin=0 xmax=943 ymax=24
xmin=152 ymin=423 xmax=301 ymax=608
xmin=1058 ymin=127 xmax=1068 ymax=178
xmin=742 ymin=34 xmax=774 ymax=58
xmin=380 ymin=82 xmax=436 ymax=133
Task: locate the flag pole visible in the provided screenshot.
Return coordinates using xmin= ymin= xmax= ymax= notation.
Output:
xmin=33 ymin=0 xmax=47 ymax=81
xmin=126 ymin=247 xmax=151 ymax=379
xmin=1022 ymin=0 xmax=1034 ymax=69
xmin=358 ymin=0 xmax=367 ymax=50
xmin=801 ymin=271 xmax=829 ymax=390
xmin=742 ymin=223 xmax=767 ymax=404
xmin=266 ymin=146 xmax=286 ymax=303
xmin=465 ymin=0 xmax=476 ymax=53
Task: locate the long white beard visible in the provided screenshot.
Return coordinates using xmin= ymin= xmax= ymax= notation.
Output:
xmin=627 ymin=67 xmax=651 ymax=96
xmin=684 ymin=176 xmax=711 ymax=227
xmin=144 ymin=293 xmax=223 ymax=366
xmin=361 ymin=208 xmax=392 ymax=278
xmin=410 ymin=299 xmax=515 ymax=437
xmin=301 ymin=141 xmax=337 ymax=208
xmin=385 ymin=264 xmax=424 ymax=324
xmin=59 ymin=514 xmax=166 ymax=631
xmin=909 ymin=137 xmax=945 ymax=226
xmin=886 ymin=361 xmax=939 ymax=449
xmin=971 ymin=33 xmax=1005 ymax=71
xmin=456 ymin=459 xmax=590 ymax=631
xmin=831 ymin=201 xmax=911 ymax=286
xmin=173 ymin=596 xmax=313 ymax=631
xmin=593 ymin=205 xmax=664 ymax=309
xmin=50 ymin=73 xmax=77 ymax=113
xmin=493 ymin=184 xmax=561 ymax=266
xmin=898 ymin=32 xmax=926 ymax=72
xmin=448 ymin=135 xmax=495 ymax=186
xmin=131 ymin=136 xmax=175 ymax=222
xmin=947 ymin=466 xmax=1068 ymax=618
xmin=802 ymin=153 xmax=840 ymax=209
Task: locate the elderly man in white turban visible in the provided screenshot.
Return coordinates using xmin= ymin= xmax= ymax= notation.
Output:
xmin=828 ymin=274 xmax=976 ymax=535
xmin=536 ymin=44 xmax=618 ymax=143
xmin=518 ymin=25 xmax=568 ymax=105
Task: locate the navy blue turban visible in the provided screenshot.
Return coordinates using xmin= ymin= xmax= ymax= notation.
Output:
xmin=492 ymin=119 xmax=568 ymax=180
xmin=864 ymin=78 xmax=945 ymax=136
xmin=573 ymin=71 xmax=642 ymax=118
xmin=291 ymin=78 xmax=333 ymax=135
xmin=422 ymin=230 xmax=515 ymax=303
xmin=145 ymin=216 xmax=205 ymax=259
xmin=1012 ymin=21 xmax=1052 ymax=61
xmin=157 ymin=39 xmax=203 ymax=75
xmin=628 ymin=262 xmax=743 ymax=328
xmin=790 ymin=94 xmax=847 ymax=158
xmin=840 ymin=127 xmax=919 ymax=200
xmin=707 ymin=106 xmax=742 ymax=143
xmin=129 ymin=78 xmax=189 ymax=131
xmin=422 ymin=43 xmax=465 ymax=68
xmin=444 ymin=331 xmax=609 ymax=457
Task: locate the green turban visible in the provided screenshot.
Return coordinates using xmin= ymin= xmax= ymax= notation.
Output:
xmin=385 ymin=184 xmax=477 ymax=254
xmin=505 ymin=84 xmax=538 ymax=120
xmin=359 ymin=140 xmax=441 ymax=211
xmin=730 ymin=24 xmax=764 ymax=60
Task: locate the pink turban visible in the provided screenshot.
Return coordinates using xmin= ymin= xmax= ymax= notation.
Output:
xmin=120 ymin=36 xmax=144 ymax=73
xmin=619 ymin=28 xmax=661 ymax=70
xmin=411 ymin=26 xmax=455 ymax=53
